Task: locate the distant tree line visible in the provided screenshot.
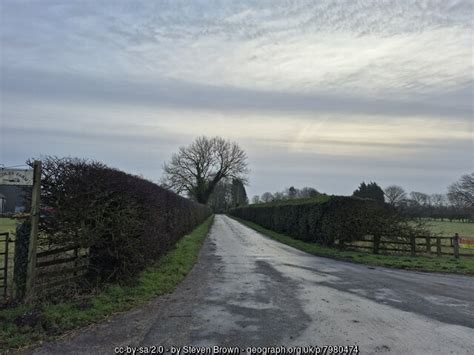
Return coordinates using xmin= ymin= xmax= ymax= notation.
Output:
xmin=251 ymin=186 xmax=323 ymax=204
xmin=383 ymin=173 xmax=474 ymax=222
xmin=250 ymin=172 xmax=473 ymax=222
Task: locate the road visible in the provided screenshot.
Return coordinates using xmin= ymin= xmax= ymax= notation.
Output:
xmin=30 ymin=215 xmax=474 ymax=354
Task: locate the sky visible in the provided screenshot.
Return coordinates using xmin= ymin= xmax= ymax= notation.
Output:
xmin=1 ymin=0 xmax=473 ymax=198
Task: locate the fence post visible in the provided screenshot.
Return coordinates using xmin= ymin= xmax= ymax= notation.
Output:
xmin=73 ymin=247 xmax=79 ymax=278
xmin=2 ymin=233 xmax=9 ymax=298
xmin=410 ymin=235 xmax=416 ymax=257
xmin=373 ymin=235 xmax=380 ymax=254
xmin=453 ymin=233 xmax=460 ymax=259
xmin=436 ymin=237 xmax=441 ymax=257
xmin=426 ymin=236 xmax=431 ymax=255
xmin=25 ymin=160 xmax=41 ymax=301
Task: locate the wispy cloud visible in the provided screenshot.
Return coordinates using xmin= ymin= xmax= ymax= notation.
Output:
xmin=1 ymin=0 xmax=472 ymax=196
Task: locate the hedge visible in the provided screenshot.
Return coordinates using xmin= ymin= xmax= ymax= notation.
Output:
xmin=229 ymin=196 xmax=401 ymax=246
xmin=33 ymin=156 xmax=211 ymax=284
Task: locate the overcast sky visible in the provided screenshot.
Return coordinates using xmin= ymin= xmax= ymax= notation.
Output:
xmin=1 ymin=0 xmax=473 ymax=197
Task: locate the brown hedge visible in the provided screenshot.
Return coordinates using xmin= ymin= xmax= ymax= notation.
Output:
xmin=34 ymin=156 xmax=211 ymax=283
xmin=229 ymin=196 xmax=401 ymax=247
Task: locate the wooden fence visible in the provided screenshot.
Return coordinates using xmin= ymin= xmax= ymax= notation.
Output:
xmin=34 ymin=244 xmax=89 ymax=293
xmin=345 ymin=235 xmax=474 ymax=258
xmin=0 ymin=232 xmax=11 ymax=298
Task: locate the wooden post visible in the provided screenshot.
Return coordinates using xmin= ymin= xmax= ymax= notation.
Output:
xmin=436 ymin=237 xmax=442 ymax=257
xmin=453 ymin=233 xmax=460 ymax=259
xmin=410 ymin=235 xmax=416 ymax=257
xmin=426 ymin=236 xmax=431 ymax=255
xmin=373 ymin=235 xmax=380 ymax=254
xmin=25 ymin=161 xmax=41 ymax=301
xmin=73 ymin=247 xmax=79 ymax=278
xmin=2 ymin=233 xmax=9 ymax=298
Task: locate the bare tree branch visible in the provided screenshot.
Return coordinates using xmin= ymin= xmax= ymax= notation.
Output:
xmin=162 ymin=136 xmax=249 ymax=204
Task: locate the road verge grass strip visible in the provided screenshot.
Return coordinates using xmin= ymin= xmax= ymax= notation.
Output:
xmin=229 ymin=216 xmax=474 ymax=275
xmin=0 ymin=215 xmax=214 ymax=352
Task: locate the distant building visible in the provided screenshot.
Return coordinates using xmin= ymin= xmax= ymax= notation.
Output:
xmin=0 ymin=186 xmax=31 ymax=214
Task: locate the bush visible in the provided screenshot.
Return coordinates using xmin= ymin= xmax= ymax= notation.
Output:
xmin=31 ymin=156 xmax=211 ymax=284
xmin=230 ymin=196 xmax=403 ymax=246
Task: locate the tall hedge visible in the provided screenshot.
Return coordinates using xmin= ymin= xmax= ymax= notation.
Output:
xmin=230 ymin=196 xmax=400 ymax=246
xmin=34 ymin=157 xmax=211 ymax=283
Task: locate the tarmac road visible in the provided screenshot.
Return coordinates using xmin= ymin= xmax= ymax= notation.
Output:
xmin=30 ymin=215 xmax=474 ymax=354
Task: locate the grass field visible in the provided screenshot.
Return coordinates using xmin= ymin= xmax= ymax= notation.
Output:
xmin=423 ymin=220 xmax=474 ymax=237
xmin=0 ymin=218 xmax=16 ymax=236
xmin=231 ymin=216 xmax=474 ymax=275
xmin=0 ymin=216 xmax=214 ymax=351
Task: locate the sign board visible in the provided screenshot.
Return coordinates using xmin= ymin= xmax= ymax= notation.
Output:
xmin=460 ymin=237 xmax=474 ymax=249
xmin=0 ymin=168 xmax=34 ymax=186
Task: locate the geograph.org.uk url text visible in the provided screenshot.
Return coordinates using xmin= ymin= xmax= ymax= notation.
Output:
xmin=114 ymin=345 xmax=360 ymax=355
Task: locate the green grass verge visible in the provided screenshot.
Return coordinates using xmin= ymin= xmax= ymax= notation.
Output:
xmin=0 ymin=215 xmax=214 ymax=352
xmin=230 ymin=216 xmax=474 ymax=275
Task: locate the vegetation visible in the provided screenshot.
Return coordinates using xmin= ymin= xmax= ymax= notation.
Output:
xmin=0 ymin=218 xmax=16 ymax=235
xmin=250 ymin=195 xmax=331 ymax=207
xmin=384 ymin=185 xmax=407 ymax=206
xmin=448 ymin=172 xmax=474 ymax=208
xmin=382 ymin=172 xmax=474 ymax=222
xmin=232 ymin=217 xmax=474 ymax=275
xmin=229 ymin=196 xmax=417 ymax=247
xmin=32 ymin=156 xmax=211 ymax=285
xmin=208 ymin=178 xmax=248 ymax=212
xmin=252 ymin=186 xmax=322 ymax=204
xmin=0 ymin=216 xmax=214 ymax=352
xmin=423 ymin=220 xmax=474 ymax=237
xmin=162 ymin=136 xmax=249 ymax=204
xmin=353 ymin=181 xmax=385 ymax=203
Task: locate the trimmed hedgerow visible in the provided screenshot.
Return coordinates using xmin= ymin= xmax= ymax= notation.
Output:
xmin=229 ymin=196 xmax=403 ymax=247
xmin=31 ymin=156 xmax=211 ymax=284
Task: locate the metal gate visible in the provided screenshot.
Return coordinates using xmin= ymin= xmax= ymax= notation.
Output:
xmin=0 ymin=232 xmax=12 ymax=298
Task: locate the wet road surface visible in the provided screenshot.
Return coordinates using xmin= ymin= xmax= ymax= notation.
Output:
xmin=30 ymin=215 xmax=474 ymax=354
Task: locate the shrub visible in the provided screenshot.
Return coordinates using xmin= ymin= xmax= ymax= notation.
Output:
xmin=230 ymin=196 xmax=405 ymax=246
xmin=30 ymin=156 xmax=211 ymax=284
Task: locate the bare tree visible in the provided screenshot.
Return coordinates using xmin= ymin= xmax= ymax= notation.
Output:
xmin=273 ymin=191 xmax=285 ymax=201
xmin=251 ymin=195 xmax=261 ymax=204
xmin=409 ymin=191 xmax=429 ymax=206
xmin=448 ymin=173 xmax=474 ymax=207
xmin=299 ymin=187 xmax=320 ymax=198
xmin=384 ymin=185 xmax=407 ymax=206
xmin=430 ymin=193 xmax=446 ymax=207
xmin=162 ymin=136 xmax=249 ymax=204
xmin=261 ymin=192 xmax=274 ymax=203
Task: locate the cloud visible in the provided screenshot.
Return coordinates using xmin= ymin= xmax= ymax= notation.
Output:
xmin=1 ymin=0 xmax=472 ymax=196
xmin=2 ymin=67 xmax=471 ymax=120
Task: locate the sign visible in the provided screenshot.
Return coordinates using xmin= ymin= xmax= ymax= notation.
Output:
xmin=460 ymin=237 xmax=474 ymax=249
xmin=0 ymin=168 xmax=34 ymax=186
